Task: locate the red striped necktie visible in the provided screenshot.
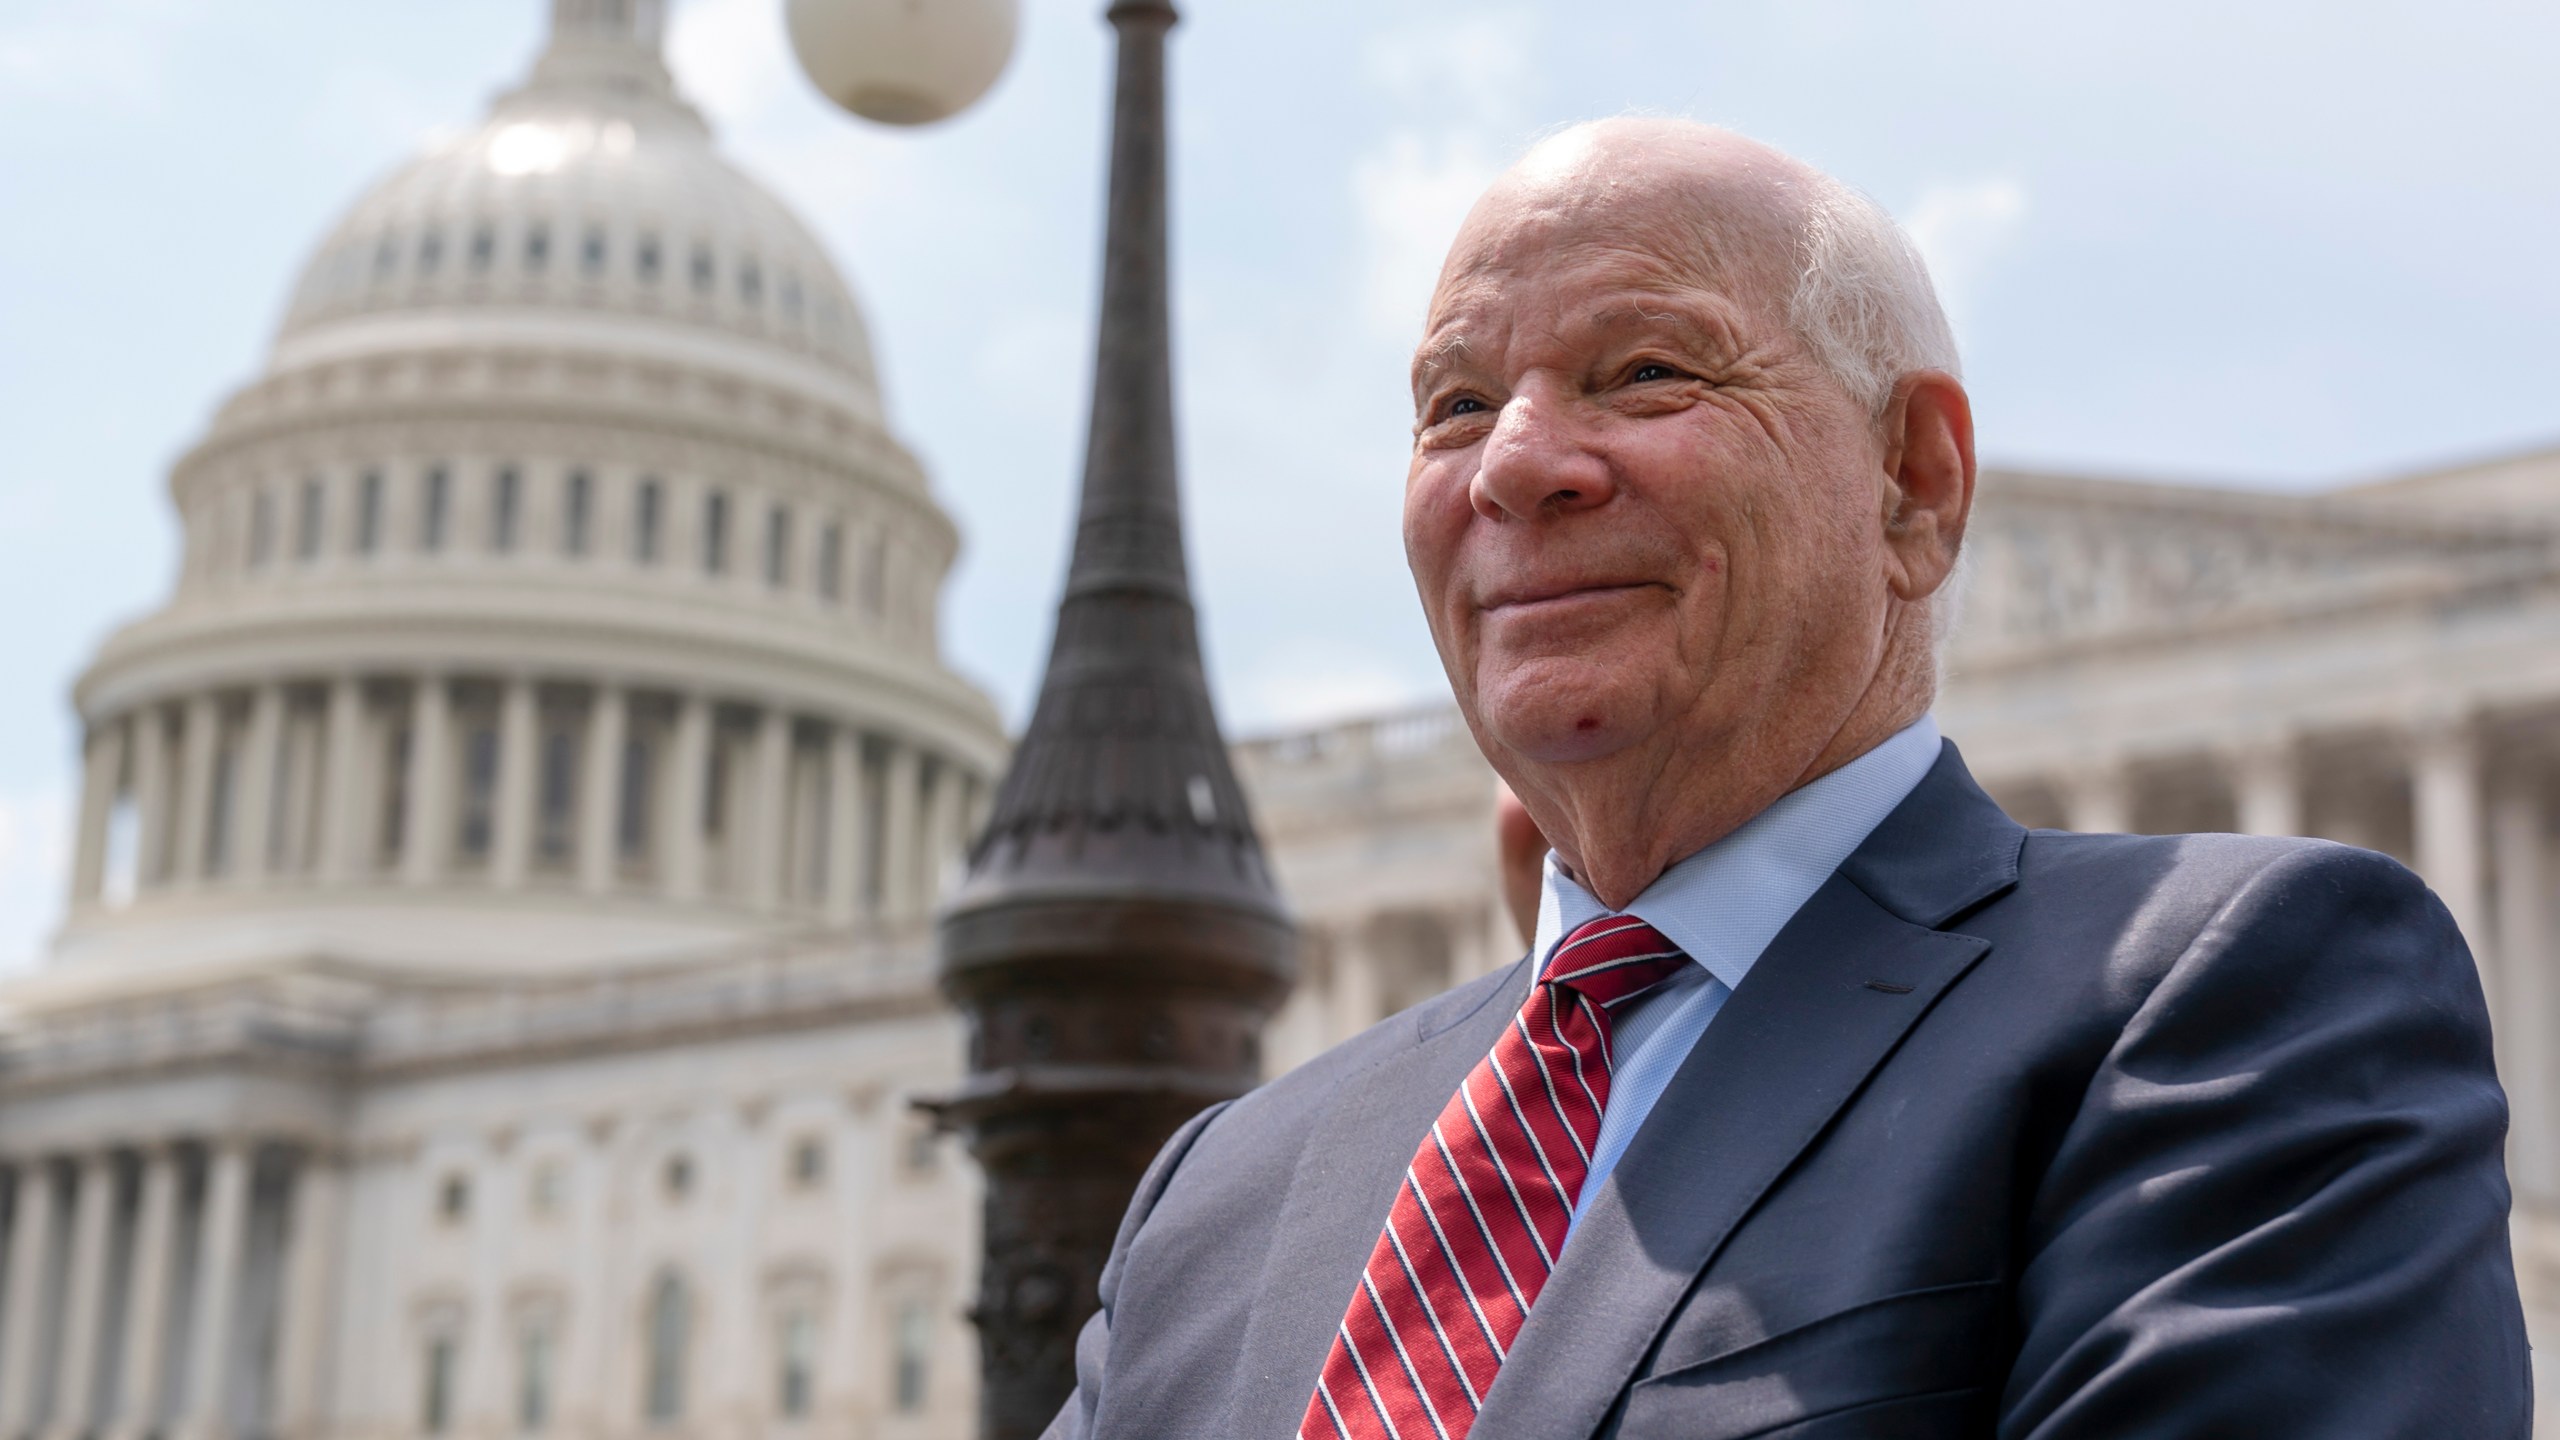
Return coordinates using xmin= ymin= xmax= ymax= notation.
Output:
xmin=1298 ymin=915 xmax=1691 ymax=1440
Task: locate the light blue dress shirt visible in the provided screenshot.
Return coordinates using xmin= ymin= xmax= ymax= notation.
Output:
xmin=1529 ymin=716 xmax=1945 ymax=1234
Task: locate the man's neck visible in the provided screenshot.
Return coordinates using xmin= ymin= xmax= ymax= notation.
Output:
xmin=1538 ymin=683 xmax=1933 ymax=910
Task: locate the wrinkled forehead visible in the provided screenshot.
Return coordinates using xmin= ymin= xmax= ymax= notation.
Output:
xmin=1421 ymin=147 xmax=1805 ymax=352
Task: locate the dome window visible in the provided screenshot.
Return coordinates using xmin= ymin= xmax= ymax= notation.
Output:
xmin=633 ymin=478 xmax=664 ymax=564
xmin=357 ymin=470 xmax=384 ymax=555
xmin=422 ymin=466 xmax=452 ymax=553
xmin=817 ymin=522 xmax=843 ymax=603
xmin=739 ymin=260 xmax=764 ymax=308
xmin=617 ymin=730 xmax=654 ymax=863
xmin=296 ymin=478 xmax=326 ymax=561
xmin=562 ymin=470 xmax=593 ymax=556
xmin=373 ymin=235 xmax=400 ymax=281
xmin=780 ymin=277 xmax=804 ymax=324
xmin=459 ymin=719 xmax=500 ymax=860
xmin=491 ymin=467 xmax=522 ymax=553
xmin=702 ymin=491 xmax=730 ymax=575
xmin=690 ymin=246 xmax=715 ymax=295
xmin=537 ymin=726 xmax=576 ymax=863
xmin=470 ymin=225 xmax=496 ymax=272
xmin=525 ymin=224 xmax=551 ymax=274
xmin=581 ymin=227 xmax=608 ymax=278
xmin=764 ymin=506 xmax=791 ymax=588
xmin=637 ymin=235 xmax=663 ymax=283
xmin=417 ymin=230 xmax=443 ymax=276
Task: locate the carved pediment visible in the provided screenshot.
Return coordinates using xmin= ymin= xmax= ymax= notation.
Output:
xmin=1949 ymin=467 xmax=2558 ymax=665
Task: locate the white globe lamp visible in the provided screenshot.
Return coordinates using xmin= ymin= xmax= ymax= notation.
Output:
xmin=785 ymin=0 xmax=1021 ymax=126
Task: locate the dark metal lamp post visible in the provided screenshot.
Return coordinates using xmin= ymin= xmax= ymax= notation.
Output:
xmin=788 ymin=4 xmax=1297 ymax=1436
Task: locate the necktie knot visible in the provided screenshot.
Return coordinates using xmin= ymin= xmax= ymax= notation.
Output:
xmin=1540 ymin=914 xmax=1691 ymax=1010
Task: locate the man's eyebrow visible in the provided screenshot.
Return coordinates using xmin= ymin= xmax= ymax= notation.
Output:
xmin=1588 ymin=301 xmax=1724 ymax=338
xmin=1410 ymin=333 xmax=1472 ymax=385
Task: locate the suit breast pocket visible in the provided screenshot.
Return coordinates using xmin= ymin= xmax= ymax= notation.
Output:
xmin=1609 ymin=1279 xmax=2005 ymax=1440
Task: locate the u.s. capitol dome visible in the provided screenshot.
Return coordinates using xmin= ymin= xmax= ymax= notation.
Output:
xmin=62 ymin=0 xmax=1002 ymax=979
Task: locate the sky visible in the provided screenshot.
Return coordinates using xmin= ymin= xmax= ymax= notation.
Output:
xmin=2 ymin=0 xmax=2557 ymax=969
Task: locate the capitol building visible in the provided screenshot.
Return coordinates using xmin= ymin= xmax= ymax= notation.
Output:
xmin=6 ymin=2 xmax=2560 ymax=1437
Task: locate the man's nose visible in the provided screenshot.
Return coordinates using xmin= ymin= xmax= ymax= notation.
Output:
xmin=1471 ymin=392 xmax=1615 ymax=521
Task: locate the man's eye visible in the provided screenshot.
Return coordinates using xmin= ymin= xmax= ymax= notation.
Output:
xmin=1631 ymin=362 xmax=1681 ymax=383
xmin=1446 ymin=397 xmax=1489 ymax=417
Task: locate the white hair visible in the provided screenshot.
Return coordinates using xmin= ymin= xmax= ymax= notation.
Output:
xmin=1784 ymin=171 xmax=1970 ymax=663
xmin=1785 ymin=175 xmax=1962 ymax=416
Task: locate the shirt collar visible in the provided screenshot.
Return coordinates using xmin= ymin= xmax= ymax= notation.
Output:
xmin=1530 ymin=715 xmax=1944 ymax=993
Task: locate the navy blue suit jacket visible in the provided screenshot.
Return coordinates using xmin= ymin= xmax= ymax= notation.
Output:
xmin=1047 ymin=742 xmax=2531 ymax=1437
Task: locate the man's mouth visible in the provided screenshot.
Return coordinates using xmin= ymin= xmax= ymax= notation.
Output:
xmin=1482 ymin=579 xmax=1660 ymax=614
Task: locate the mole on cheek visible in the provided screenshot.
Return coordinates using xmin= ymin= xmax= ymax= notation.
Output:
xmin=1576 ymin=717 xmax=1600 ymax=732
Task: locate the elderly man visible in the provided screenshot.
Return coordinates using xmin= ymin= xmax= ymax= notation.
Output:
xmin=1044 ymin=119 xmax=2529 ymax=1438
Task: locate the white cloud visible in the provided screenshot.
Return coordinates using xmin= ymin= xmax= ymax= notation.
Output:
xmin=1351 ymin=130 xmax=1505 ymax=339
xmin=1901 ymin=175 xmax=2031 ymax=342
xmin=1362 ymin=15 xmax=1533 ymax=129
xmin=0 ymin=785 xmax=69 ymax=977
xmin=1346 ymin=9 xmax=1538 ymax=342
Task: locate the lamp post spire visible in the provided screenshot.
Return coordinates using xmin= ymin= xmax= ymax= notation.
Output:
xmin=929 ymin=3 xmax=1297 ymax=1436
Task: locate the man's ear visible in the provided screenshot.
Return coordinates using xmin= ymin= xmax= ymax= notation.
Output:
xmin=1877 ymin=369 xmax=1975 ymax=603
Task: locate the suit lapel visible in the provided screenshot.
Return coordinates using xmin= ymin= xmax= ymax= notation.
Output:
xmin=1469 ymin=742 xmax=2024 ymax=1438
xmin=1226 ymin=959 xmax=1534 ymax=1437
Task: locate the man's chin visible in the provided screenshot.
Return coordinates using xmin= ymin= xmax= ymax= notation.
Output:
xmin=1472 ymin=664 xmax=1655 ymax=767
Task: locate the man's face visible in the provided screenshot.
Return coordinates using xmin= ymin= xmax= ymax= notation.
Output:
xmin=1403 ymin=175 xmax=1896 ymax=775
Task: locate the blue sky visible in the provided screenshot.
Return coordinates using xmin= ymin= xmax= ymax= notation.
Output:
xmin=2 ymin=0 xmax=2556 ymax=968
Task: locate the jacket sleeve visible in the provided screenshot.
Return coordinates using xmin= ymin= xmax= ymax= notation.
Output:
xmin=1041 ymin=1098 xmax=1235 ymax=1440
xmin=2001 ymin=842 xmax=2532 ymax=1438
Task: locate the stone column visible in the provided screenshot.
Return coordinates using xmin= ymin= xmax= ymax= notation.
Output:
xmin=172 ymin=693 xmax=222 ymax=886
xmin=665 ymin=693 xmax=711 ymax=902
xmin=2495 ymin=784 xmax=2557 ymax=1206
xmin=132 ymin=707 xmax=175 ymax=892
xmin=747 ymin=705 xmax=791 ymax=911
xmin=47 ymin=1153 xmax=118 ymax=1440
xmin=2413 ymin=716 xmax=2493 ymax=1008
xmin=317 ymin=676 xmax=370 ymax=882
xmin=878 ymin=742 xmax=923 ymax=924
xmin=70 ymin=717 xmax=128 ymax=904
xmin=823 ymin=728 xmax=866 ymax=927
xmin=233 ymin=685 xmax=286 ymax=884
xmin=402 ymin=678 xmax=452 ymax=886
xmin=2229 ymin=732 xmax=2303 ymax=838
xmin=270 ymin=1154 xmax=345 ymax=1440
xmin=578 ymin=685 xmax=625 ymax=894
xmin=0 ymin=1161 xmax=59 ymax=1435
xmin=924 ymin=759 xmax=968 ymax=913
xmin=176 ymin=1141 xmax=253 ymax=1440
xmin=2062 ymin=759 xmax=2134 ymax=835
xmin=491 ymin=677 xmax=540 ymax=888
xmin=109 ymin=1148 xmax=182 ymax=1440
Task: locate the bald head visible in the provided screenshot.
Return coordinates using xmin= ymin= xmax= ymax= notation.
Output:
xmin=1400 ymin=118 xmax=1977 ymax=908
xmin=1431 ymin=119 xmax=1957 ymax=417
